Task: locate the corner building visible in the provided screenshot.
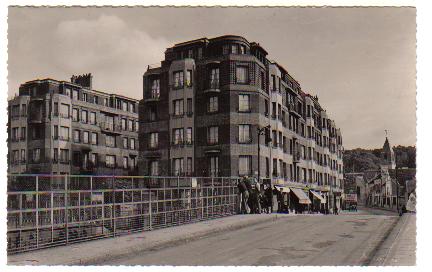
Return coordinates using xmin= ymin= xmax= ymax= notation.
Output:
xmin=8 ymin=74 xmax=139 ymax=175
xmin=140 ymin=35 xmax=344 ymax=203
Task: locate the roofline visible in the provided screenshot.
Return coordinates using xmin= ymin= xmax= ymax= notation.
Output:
xmin=20 ymin=78 xmax=139 ymax=102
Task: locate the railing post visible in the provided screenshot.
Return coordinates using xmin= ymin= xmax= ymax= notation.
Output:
xmin=36 ymin=176 xmax=39 ymax=249
xmin=65 ymin=175 xmax=68 ymax=244
xmin=112 ymin=176 xmax=116 ymax=237
xmin=149 ymin=183 xmax=152 ymax=230
xmin=51 ymin=189 xmax=54 ymax=243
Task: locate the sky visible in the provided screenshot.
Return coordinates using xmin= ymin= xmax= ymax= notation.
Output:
xmin=7 ymin=7 xmax=416 ymax=149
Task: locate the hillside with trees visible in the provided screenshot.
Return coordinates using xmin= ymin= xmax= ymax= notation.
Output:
xmin=343 ymin=146 xmax=416 ymax=173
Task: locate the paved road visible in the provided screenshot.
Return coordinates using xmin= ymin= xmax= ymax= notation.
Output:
xmin=107 ymin=210 xmax=399 ymax=266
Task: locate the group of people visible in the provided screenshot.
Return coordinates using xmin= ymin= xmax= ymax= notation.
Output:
xmin=237 ymin=176 xmax=273 ymax=214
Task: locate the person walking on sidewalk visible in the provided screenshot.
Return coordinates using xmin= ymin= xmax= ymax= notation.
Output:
xmin=237 ymin=177 xmax=250 ymax=214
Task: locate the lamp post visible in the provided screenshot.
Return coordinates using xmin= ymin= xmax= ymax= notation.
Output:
xmin=257 ymin=125 xmax=271 ymax=183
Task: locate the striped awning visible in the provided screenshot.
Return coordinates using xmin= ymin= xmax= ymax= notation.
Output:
xmin=310 ymin=190 xmax=326 ymax=204
xmin=291 ymin=188 xmax=312 ymax=204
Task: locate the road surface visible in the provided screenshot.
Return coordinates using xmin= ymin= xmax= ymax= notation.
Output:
xmin=107 ymin=209 xmax=399 ymax=266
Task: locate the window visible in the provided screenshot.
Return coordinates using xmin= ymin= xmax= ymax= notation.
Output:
xmin=150 ymin=161 xmax=159 ymax=176
xmin=72 ymin=108 xmax=79 ymax=122
xmin=123 ymin=157 xmax=128 ymax=169
xmin=73 ymin=129 xmax=80 ymax=143
xmin=172 ymin=158 xmax=184 ymax=176
xmin=149 ymin=133 xmax=158 ymax=148
xmin=239 ymin=125 xmax=251 ymax=143
xmin=129 ymin=103 xmax=134 ymax=113
xmin=223 ymin=44 xmax=230 ymax=55
xmin=149 ymin=106 xmax=157 ymax=121
xmin=32 ymin=148 xmax=40 ymax=163
xmin=11 ymin=105 xmax=20 ymax=117
xmin=53 ymin=148 xmax=58 ymax=162
xmin=81 ymin=110 xmax=88 ymax=123
xmin=198 ymin=47 xmax=203 ymax=59
xmin=186 ymin=70 xmax=192 ymax=87
xmin=173 ymin=99 xmax=184 ymax=116
xmin=60 ymin=126 xmax=69 ymax=141
xmin=11 ymin=127 xmax=19 ymax=141
xmin=236 ymin=66 xmax=248 ymax=84
xmin=265 ymin=100 xmax=269 ymax=116
xmin=64 ymin=87 xmax=71 ymax=97
xmin=94 ymin=96 xmax=99 ymax=104
xmin=60 ymin=149 xmax=69 ymax=163
xmin=208 ymin=126 xmax=218 ymax=144
xmin=104 ymin=98 xmax=109 ymax=106
xmin=135 ymin=121 xmax=139 ymax=132
xmin=208 ymin=96 xmax=218 ymax=113
xmin=240 ymin=45 xmax=246 ymax=54
xmin=231 ymin=44 xmax=238 ymax=54
xmin=130 ymin=157 xmax=136 ymax=168
xmin=173 ymin=71 xmax=184 ymax=88
xmin=91 ymin=132 xmax=98 ymax=145
xmin=12 ymin=150 xmax=19 ymax=164
xmin=106 ymin=155 xmax=116 ymax=168
xmin=130 ymin=138 xmax=136 ymax=150
xmin=239 ymin=156 xmax=251 ymax=176
xmin=21 ymin=104 xmax=27 ymax=116
xmin=121 ymin=118 xmax=127 ymax=130
xmin=238 ymin=94 xmax=250 ymax=112
xmin=187 ymin=98 xmax=193 ymax=115
xmin=210 ymin=68 xmax=219 ymax=88
xmin=185 ymin=128 xmax=192 ymax=144
xmin=53 ymin=126 xmax=58 ymax=140
xmin=151 ymin=79 xmax=160 ymax=99
xmin=20 ymin=127 xmax=26 ymax=140
xmin=104 ymin=115 xmax=114 ymax=130
xmin=128 ymin=119 xmax=134 ymax=131
xmin=73 ymin=152 xmax=81 ymax=167
xmin=271 ymin=75 xmax=276 ymax=91
xmin=272 ymin=102 xmax=277 ymax=119
xmin=272 ymin=130 xmax=277 ymax=146
xmin=60 ymin=104 xmax=70 ymax=118
xmin=188 ymin=49 xmax=193 ymax=58
xmin=82 ymin=93 xmax=87 ymax=102
xmin=72 ymin=90 xmax=79 ymax=100
xmin=21 ymin=149 xmax=26 ymax=162
xmin=83 ymin=131 xmax=89 ymax=144
xmin=173 ymin=128 xmax=184 ymax=145
xmin=90 ymin=112 xmax=96 ymax=125
xmin=209 ymin=156 xmax=219 ymax=177
xmin=123 ymin=137 xmax=128 ymax=149
xmin=106 ymin=135 xmax=115 ymax=147
xmin=186 ymin=157 xmax=193 ymax=175
xmin=260 ymin=71 xmax=265 ymax=90
xmin=122 ymin=101 xmax=128 ymax=111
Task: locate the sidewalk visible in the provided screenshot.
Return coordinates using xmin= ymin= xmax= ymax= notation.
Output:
xmin=8 ymin=214 xmax=287 ymax=266
xmin=369 ymin=213 xmax=416 ymax=266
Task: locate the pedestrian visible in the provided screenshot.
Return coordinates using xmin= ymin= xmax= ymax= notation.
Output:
xmin=238 ymin=177 xmax=250 ymax=214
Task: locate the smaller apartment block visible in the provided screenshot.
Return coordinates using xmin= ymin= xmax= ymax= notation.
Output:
xmin=7 ymin=74 xmax=139 ymax=175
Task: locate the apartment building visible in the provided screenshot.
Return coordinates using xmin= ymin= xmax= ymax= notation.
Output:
xmin=7 ymin=74 xmax=139 ymax=175
xmin=139 ymin=35 xmax=344 ymax=210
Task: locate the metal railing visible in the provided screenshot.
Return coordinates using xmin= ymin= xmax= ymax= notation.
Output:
xmin=7 ymin=174 xmax=240 ymax=254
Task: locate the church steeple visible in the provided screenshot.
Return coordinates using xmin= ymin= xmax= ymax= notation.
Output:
xmin=382 ymin=131 xmax=396 ymax=169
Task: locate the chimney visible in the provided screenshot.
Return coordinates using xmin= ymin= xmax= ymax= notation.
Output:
xmin=71 ymin=73 xmax=93 ymax=89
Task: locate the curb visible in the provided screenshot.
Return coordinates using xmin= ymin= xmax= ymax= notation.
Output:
xmin=362 ymin=214 xmax=401 ymax=265
xmin=68 ymin=215 xmax=280 ymax=265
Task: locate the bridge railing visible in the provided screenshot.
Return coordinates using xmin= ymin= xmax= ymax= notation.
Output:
xmin=7 ymin=175 xmax=240 ymax=254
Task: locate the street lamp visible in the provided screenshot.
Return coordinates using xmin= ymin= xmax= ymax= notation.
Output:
xmin=257 ymin=125 xmax=271 ymax=183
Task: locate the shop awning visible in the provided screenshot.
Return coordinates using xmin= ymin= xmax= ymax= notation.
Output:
xmin=310 ymin=190 xmax=326 ymax=204
xmin=275 ymin=185 xmax=290 ymax=193
xmin=291 ymin=188 xmax=312 ymax=204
